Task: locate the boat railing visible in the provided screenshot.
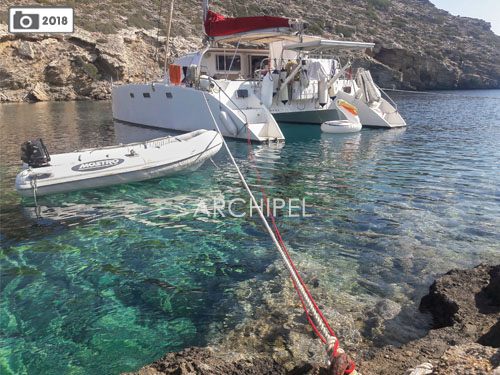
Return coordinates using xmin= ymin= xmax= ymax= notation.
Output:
xmin=350 ymin=68 xmax=398 ymax=110
xmin=225 ymin=36 xmax=243 ymax=80
xmin=257 ymin=58 xmax=270 ymax=84
xmin=209 ymin=78 xmax=249 ymax=132
xmin=375 ymin=82 xmax=399 ymax=110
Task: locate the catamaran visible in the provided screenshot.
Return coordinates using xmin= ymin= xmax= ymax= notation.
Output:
xmin=112 ymin=2 xmax=406 ymax=142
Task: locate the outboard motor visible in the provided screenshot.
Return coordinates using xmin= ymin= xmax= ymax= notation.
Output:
xmin=21 ymin=139 xmax=51 ymax=168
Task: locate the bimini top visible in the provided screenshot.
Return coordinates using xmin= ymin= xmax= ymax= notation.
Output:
xmin=284 ymin=39 xmax=375 ymax=53
xmin=204 ymin=10 xmax=291 ymax=37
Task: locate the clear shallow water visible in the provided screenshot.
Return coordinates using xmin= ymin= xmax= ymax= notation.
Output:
xmin=1 ymin=92 xmax=500 ymax=374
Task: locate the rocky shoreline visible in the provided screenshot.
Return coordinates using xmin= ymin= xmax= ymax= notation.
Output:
xmin=0 ymin=24 xmax=201 ymax=103
xmin=2 ymin=0 xmax=500 ymax=103
xmin=123 ymin=264 xmax=500 ymax=375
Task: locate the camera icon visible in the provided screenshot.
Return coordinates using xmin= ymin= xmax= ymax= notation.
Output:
xmin=13 ymin=11 xmax=39 ymax=30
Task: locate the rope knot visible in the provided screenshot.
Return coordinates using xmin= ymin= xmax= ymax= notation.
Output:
xmin=327 ymin=338 xmax=356 ymax=375
xmin=326 ymin=337 xmax=338 ymax=359
xmin=329 ymin=352 xmax=355 ymax=375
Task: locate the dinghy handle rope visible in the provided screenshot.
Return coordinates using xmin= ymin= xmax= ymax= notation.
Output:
xmin=201 ymin=92 xmax=357 ymax=375
xmin=31 ymin=173 xmax=38 ymax=206
xmin=209 ymin=157 xmax=220 ymax=169
xmin=30 ymin=173 xmax=42 ymax=219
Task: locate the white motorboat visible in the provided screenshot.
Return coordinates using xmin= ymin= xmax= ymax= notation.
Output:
xmin=112 ymin=3 xmax=406 ymax=142
xmin=15 ymin=130 xmax=223 ymax=197
xmin=321 ymin=99 xmax=362 ymax=134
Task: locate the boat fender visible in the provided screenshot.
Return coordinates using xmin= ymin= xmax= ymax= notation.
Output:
xmin=279 ymin=83 xmax=289 ymax=104
xmin=279 ymin=68 xmax=289 ymax=104
xmin=299 ymin=69 xmax=309 ymax=88
xmin=271 ymin=69 xmax=280 ymax=97
xmin=219 ymin=111 xmax=238 ymax=136
xmin=261 ymin=72 xmax=274 ymax=109
xmin=318 ymin=78 xmax=328 ymax=107
xmin=291 ymin=80 xmax=301 ymax=101
xmin=328 ymin=82 xmax=336 ymax=99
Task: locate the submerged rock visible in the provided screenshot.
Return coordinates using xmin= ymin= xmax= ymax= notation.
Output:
xmin=127 ymin=264 xmax=500 ymax=375
xmin=374 ymin=299 xmax=401 ymax=321
xmin=205 ymin=261 xmax=363 ymax=371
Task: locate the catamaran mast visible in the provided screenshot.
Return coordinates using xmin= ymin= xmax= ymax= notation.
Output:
xmin=163 ymin=0 xmax=175 ymax=75
xmin=203 ymin=0 xmax=208 ymax=23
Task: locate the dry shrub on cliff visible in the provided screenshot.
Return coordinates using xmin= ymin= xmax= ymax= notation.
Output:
xmin=369 ymin=0 xmax=391 ymax=11
xmin=127 ymin=11 xmax=154 ymax=29
xmin=75 ymin=56 xmax=100 ymax=80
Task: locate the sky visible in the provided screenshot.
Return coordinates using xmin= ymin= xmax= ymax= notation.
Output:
xmin=431 ymin=0 xmax=500 ymax=36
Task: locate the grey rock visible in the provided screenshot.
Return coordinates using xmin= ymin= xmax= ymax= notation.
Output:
xmin=419 ymin=263 xmax=500 ymax=330
xmin=44 ymin=60 xmax=71 ymax=86
xmin=374 ymin=299 xmax=402 ymax=321
xmin=121 ymin=347 xmax=289 ymax=375
xmin=432 ymin=343 xmax=500 ymax=375
xmin=17 ymin=42 xmax=34 ymax=59
xmin=485 ymin=265 xmax=500 ymax=306
xmin=27 ymin=82 xmax=49 ymax=101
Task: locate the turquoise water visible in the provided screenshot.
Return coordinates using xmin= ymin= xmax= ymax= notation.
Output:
xmin=1 ymin=92 xmax=500 ymax=374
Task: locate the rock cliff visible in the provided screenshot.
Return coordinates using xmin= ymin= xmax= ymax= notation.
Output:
xmin=1 ymin=0 xmax=500 ymax=102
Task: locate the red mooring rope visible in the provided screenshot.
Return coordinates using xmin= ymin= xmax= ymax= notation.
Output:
xmin=244 ymin=126 xmax=356 ymax=374
xmin=202 ymin=85 xmax=355 ymax=372
xmin=244 ymin=125 xmax=337 ymax=345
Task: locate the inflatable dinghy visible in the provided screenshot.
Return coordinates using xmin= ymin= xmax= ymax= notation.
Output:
xmin=15 ymin=129 xmax=223 ymax=197
xmin=321 ymin=100 xmax=362 ymax=134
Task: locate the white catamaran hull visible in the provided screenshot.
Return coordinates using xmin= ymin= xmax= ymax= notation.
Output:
xmin=15 ymin=130 xmax=223 ymax=197
xmin=112 ymin=83 xmax=284 ymax=142
xmin=112 ymin=22 xmax=407 ymax=139
xmin=336 ymin=90 xmax=406 ymax=128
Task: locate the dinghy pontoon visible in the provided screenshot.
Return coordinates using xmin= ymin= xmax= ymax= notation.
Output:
xmin=321 ymin=100 xmax=362 ymax=134
xmin=15 ymin=129 xmax=223 ymax=197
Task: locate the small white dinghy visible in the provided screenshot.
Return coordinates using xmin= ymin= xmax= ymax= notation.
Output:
xmin=15 ymin=129 xmax=223 ymax=197
xmin=321 ymin=99 xmax=362 ymax=134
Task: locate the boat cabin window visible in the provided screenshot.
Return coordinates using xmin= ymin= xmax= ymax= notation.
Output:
xmin=216 ymin=55 xmax=241 ymax=72
xmin=130 ymin=93 xmax=135 ymax=98
xmin=143 ymin=92 xmax=151 ymax=98
xmin=165 ymin=92 xmax=173 ymax=99
xmin=236 ymin=89 xmax=248 ymax=98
